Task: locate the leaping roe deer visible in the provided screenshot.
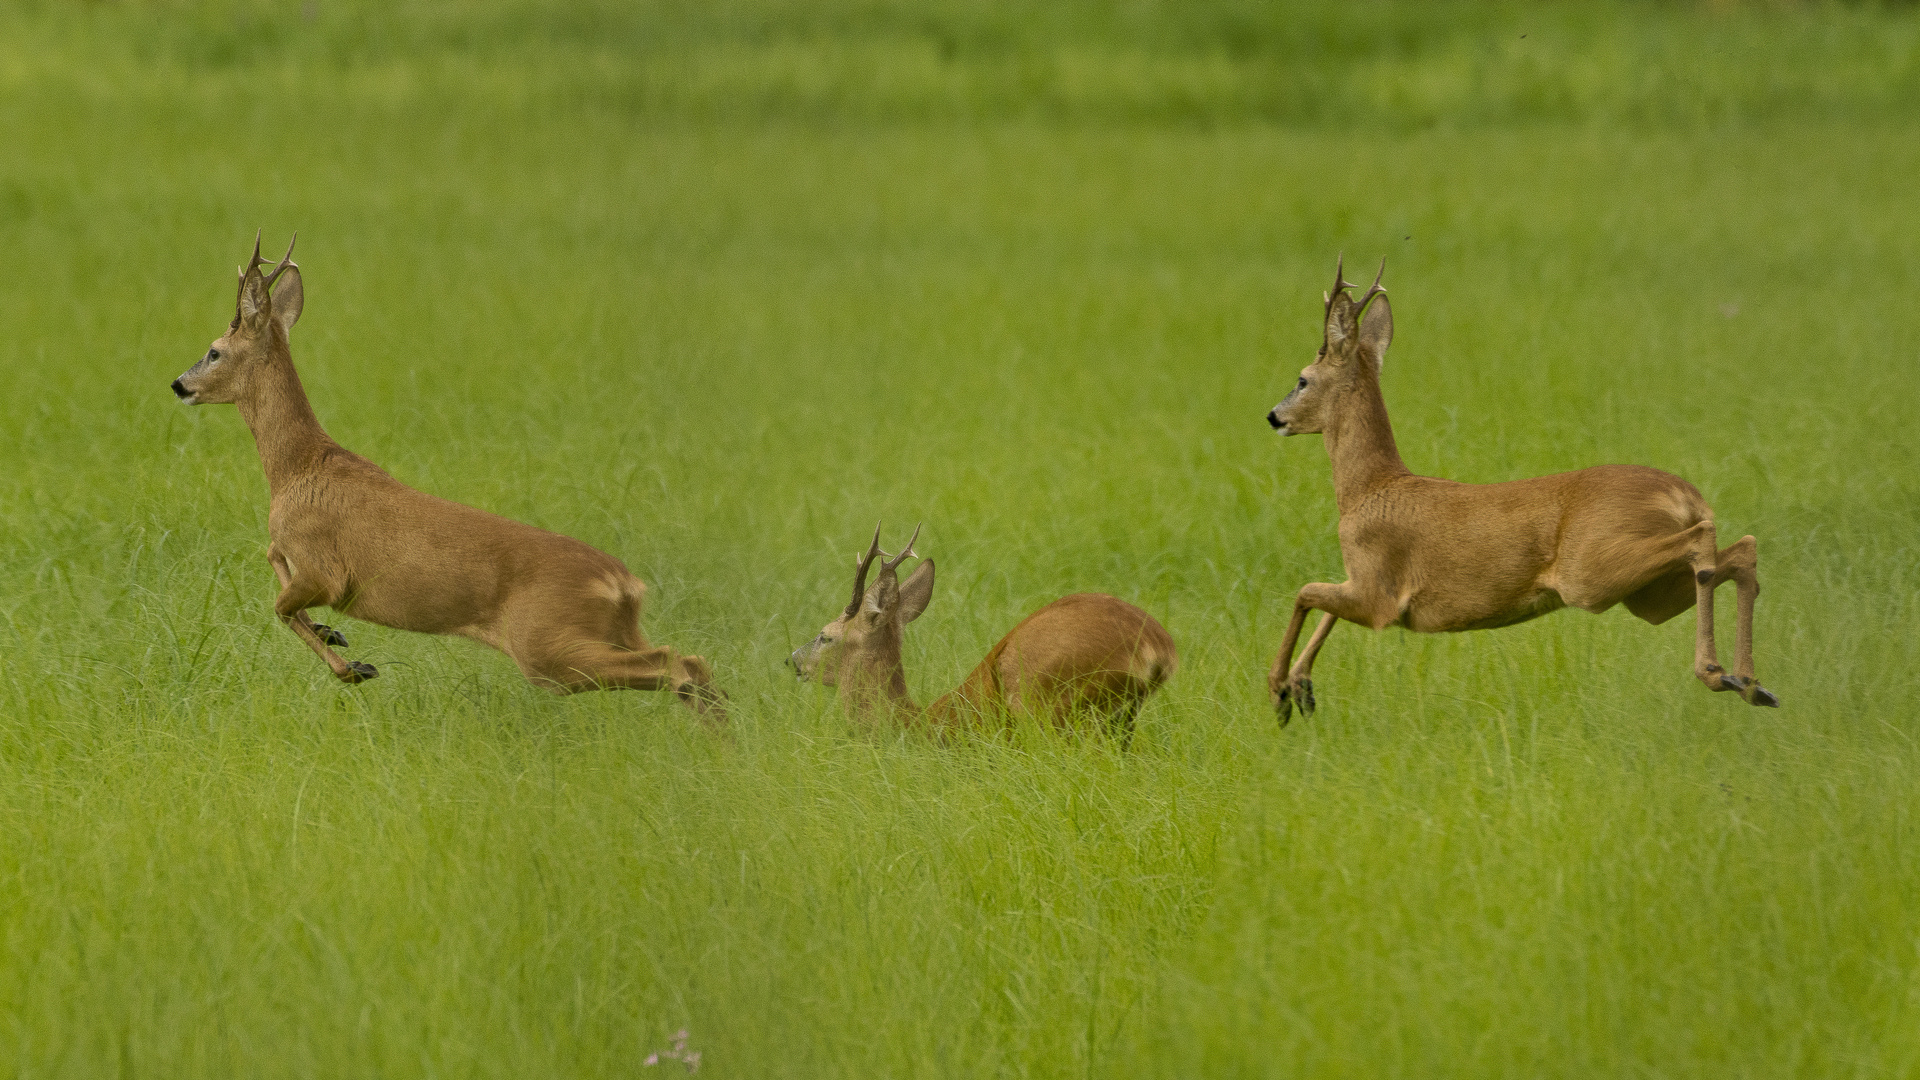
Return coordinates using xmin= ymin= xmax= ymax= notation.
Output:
xmin=170 ymin=234 xmax=725 ymax=721
xmin=1263 ymin=258 xmax=1777 ymax=724
xmin=786 ymin=525 xmax=1176 ymax=744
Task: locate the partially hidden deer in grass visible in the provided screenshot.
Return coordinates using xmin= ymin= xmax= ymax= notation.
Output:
xmin=1263 ymin=258 xmax=1777 ymax=724
xmin=786 ymin=525 xmax=1177 ymax=743
xmin=170 ymin=234 xmax=725 ymax=720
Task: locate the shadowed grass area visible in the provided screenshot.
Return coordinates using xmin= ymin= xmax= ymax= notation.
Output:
xmin=3 ymin=2 xmax=1919 ymax=1077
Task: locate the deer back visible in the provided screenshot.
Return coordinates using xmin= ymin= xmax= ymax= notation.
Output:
xmin=929 ymin=592 xmax=1176 ymax=730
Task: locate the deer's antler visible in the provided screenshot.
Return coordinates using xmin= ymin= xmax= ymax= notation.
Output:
xmin=1331 ymin=254 xmax=1355 ymax=295
xmin=232 ymin=230 xmax=268 ymax=326
xmin=265 ymin=233 xmax=298 ymax=290
xmin=880 ymin=523 xmax=922 ymax=574
xmin=1325 ymin=254 xmax=1357 ymax=317
xmin=240 ymin=229 xmax=268 ymax=279
xmin=1356 ymin=258 xmax=1387 ymax=314
xmin=846 ymin=522 xmax=885 ymax=615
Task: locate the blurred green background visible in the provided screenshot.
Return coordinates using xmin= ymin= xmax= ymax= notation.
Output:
xmin=3 ymin=2 xmax=1919 ymax=1077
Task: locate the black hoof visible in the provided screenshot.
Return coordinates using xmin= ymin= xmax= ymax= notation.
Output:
xmin=1718 ymin=673 xmax=1749 ymax=694
xmin=342 ymin=660 xmax=379 ymax=684
xmin=1275 ymin=679 xmax=1314 ymax=727
xmin=313 ymin=623 xmax=349 ymax=648
xmin=1748 ymin=685 xmax=1780 ymax=708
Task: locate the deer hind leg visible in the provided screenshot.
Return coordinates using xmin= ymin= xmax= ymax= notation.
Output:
xmin=1112 ymin=696 xmax=1143 ymax=752
xmin=1682 ymin=523 xmax=1737 ymax=694
xmin=1709 ymin=535 xmax=1777 ymax=708
xmin=1683 ymin=526 xmax=1777 ymax=704
xmin=268 ymin=547 xmax=376 ymax=685
xmin=524 ymin=642 xmax=728 ymax=724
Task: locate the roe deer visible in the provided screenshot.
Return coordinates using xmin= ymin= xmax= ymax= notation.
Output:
xmin=1263 ymin=258 xmax=1777 ymax=724
xmin=786 ymin=525 xmax=1176 ymax=744
xmin=170 ymin=234 xmax=725 ymax=720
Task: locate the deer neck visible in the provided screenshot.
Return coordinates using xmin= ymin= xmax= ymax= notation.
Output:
xmin=235 ymin=351 xmax=339 ymax=496
xmin=1323 ymin=372 xmax=1410 ymax=511
xmin=840 ymin=639 xmax=921 ymax=723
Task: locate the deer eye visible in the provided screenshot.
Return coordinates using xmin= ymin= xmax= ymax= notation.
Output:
xmin=1297 ymin=377 xmax=1309 ymax=390
xmin=206 ymin=349 xmax=221 ymax=363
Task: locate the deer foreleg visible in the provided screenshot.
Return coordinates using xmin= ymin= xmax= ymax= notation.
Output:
xmin=1269 ymin=602 xmax=1314 ymax=714
xmin=1271 ymin=582 xmax=1378 ymax=726
xmin=269 ymin=548 xmax=376 ymax=685
xmin=267 ymin=547 xmax=348 ymax=646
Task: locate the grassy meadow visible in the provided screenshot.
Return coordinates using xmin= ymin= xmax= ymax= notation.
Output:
xmin=4 ymin=1 xmax=1920 ymax=1076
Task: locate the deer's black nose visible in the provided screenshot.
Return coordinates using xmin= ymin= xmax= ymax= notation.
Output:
xmin=1267 ymin=410 xmax=1283 ymax=430
xmin=171 ymin=379 xmax=191 ymax=399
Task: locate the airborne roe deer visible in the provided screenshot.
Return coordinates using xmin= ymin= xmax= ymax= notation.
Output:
xmin=1263 ymin=258 xmax=1776 ymax=723
xmin=786 ymin=525 xmax=1177 ymax=744
xmin=171 ymin=235 xmax=725 ymax=720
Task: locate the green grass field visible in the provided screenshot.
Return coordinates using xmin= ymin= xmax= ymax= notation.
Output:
xmin=4 ymin=1 xmax=1920 ymax=1076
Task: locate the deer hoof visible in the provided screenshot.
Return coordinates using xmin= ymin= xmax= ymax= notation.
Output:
xmin=1717 ymin=673 xmax=1750 ymax=694
xmin=1275 ymin=679 xmax=1313 ymax=727
xmin=677 ymin=682 xmax=730 ymax=722
xmin=1746 ymin=683 xmax=1780 ymax=708
xmin=313 ymin=623 xmax=349 ymax=648
xmin=341 ymin=660 xmax=379 ymax=684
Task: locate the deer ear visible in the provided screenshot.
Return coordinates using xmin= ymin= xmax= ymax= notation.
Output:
xmin=1324 ymin=293 xmax=1356 ymax=355
xmin=271 ymin=266 xmax=303 ymax=335
xmin=1358 ymin=293 xmax=1392 ymax=370
xmin=861 ymin=574 xmax=897 ymax=619
xmin=239 ymin=268 xmax=272 ymax=332
xmin=897 ymin=559 xmax=935 ymax=624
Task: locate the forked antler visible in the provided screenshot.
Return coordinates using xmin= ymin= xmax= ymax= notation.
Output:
xmin=232 ymin=231 xmax=299 ymax=326
xmin=1324 ymin=254 xmax=1357 ymax=315
xmin=265 ymin=233 xmax=298 ymax=289
xmin=1355 ymin=258 xmax=1386 ymax=315
xmin=881 ymin=524 xmax=922 ymax=574
xmin=232 ymin=231 xmax=264 ymax=325
xmin=846 ymin=522 xmax=885 ymax=615
xmin=844 ymin=522 xmax=923 ymax=614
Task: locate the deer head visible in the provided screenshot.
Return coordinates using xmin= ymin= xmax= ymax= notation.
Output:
xmin=172 ymin=232 xmax=304 ymax=405
xmin=788 ymin=523 xmax=935 ymax=689
xmin=1267 ymin=256 xmax=1392 ymax=435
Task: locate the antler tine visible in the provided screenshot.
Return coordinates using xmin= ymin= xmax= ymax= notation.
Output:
xmin=264 ymin=232 xmax=298 ymax=289
xmin=1325 ymin=253 xmax=1356 ymax=318
xmin=846 ymin=522 xmax=885 ymax=615
xmin=881 ymin=523 xmax=922 ymax=573
xmin=1356 ymin=257 xmax=1387 ymax=311
xmin=232 ymin=230 xmax=268 ymax=325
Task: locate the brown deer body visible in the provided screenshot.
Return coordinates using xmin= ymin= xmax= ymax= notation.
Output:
xmin=171 ymin=235 xmax=724 ymax=719
xmin=1263 ymin=259 xmax=1776 ymax=723
xmin=786 ymin=526 xmax=1176 ymax=743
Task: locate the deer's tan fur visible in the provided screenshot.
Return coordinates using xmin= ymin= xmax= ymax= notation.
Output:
xmin=786 ymin=526 xmax=1176 ymax=743
xmin=1263 ymin=259 xmax=1776 ymax=723
xmin=171 ymin=235 xmax=724 ymax=720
